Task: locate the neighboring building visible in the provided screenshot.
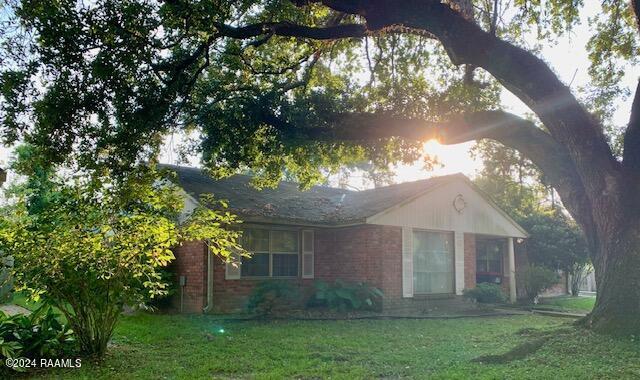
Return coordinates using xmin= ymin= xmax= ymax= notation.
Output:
xmin=166 ymin=165 xmax=529 ymax=313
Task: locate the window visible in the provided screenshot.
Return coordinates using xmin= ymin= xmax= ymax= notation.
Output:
xmin=412 ymin=230 xmax=454 ymax=294
xmin=476 ymin=239 xmax=504 ymax=275
xmin=240 ymin=228 xmax=299 ymax=278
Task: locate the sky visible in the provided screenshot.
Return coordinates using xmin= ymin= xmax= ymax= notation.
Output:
xmin=1 ymin=2 xmax=637 ymax=189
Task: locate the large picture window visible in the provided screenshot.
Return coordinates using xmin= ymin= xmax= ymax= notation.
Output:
xmin=241 ymin=228 xmax=299 ymax=278
xmin=412 ymin=230 xmax=454 ymax=294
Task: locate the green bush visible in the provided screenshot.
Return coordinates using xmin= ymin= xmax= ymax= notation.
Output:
xmin=246 ymin=281 xmax=300 ymax=316
xmin=0 ymin=306 xmax=75 ymax=371
xmin=517 ymin=265 xmax=560 ymax=302
xmin=0 ymin=162 xmax=245 ymax=357
xmin=307 ymin=280 xmax=384 ymax=311
xmin=463 ymin=283 xmax=506 ymax=303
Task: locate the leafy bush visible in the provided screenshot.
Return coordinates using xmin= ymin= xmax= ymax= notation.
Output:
xmin=463 ymin=283 xmax=506 ymax=304
xmin=517 ymin=265 xmax=560 ymax=302
xmin=307 ymin=280 xmax=383 ymax=311
xmin=0 ymin=306 xmax=75 ymax=369
xmin=246 ymin=281 xmax=300 ymax=316
xmin=0 ymin=158 xmax=245 ymax=357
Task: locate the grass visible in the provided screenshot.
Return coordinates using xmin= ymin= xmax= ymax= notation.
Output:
xmin=538 ymin=296 xmax=596 ymax=313
xmin=27 ymin=312 xmax=640 ymax=379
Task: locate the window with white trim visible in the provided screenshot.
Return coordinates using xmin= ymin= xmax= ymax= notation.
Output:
xmin=240 ymin=228 xmax=299 ymax=278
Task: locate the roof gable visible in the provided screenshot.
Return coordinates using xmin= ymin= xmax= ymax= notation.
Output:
xmin=366 ymin=176 xmax=528 ymax=238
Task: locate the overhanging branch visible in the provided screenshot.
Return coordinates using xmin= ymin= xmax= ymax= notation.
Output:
xmin=308 ymin=0 xmax=620 ymax=202
xmin=267 ymin=108 xmax=596 ymax=240
xmin=213 ymin=21 xmax=367 ymax=40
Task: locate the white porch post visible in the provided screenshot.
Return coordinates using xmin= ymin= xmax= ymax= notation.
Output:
xmin=508 ymin=237 xmax=516 ymax=303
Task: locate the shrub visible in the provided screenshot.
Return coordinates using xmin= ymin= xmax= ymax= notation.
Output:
xmin=246 ymin=281 xmax=300 ymax=316
xmin=307 ymin=280 xmax=383 ymax=311
xmin=463 ymin=283 xmax=506 ymax=303
xmin=517 ymin=265 xmax=560 ymax=302
xmin=0 ymin=162 xmax=245 ymax=357
xmin=0 ymin=306 xmax=75 ymax=371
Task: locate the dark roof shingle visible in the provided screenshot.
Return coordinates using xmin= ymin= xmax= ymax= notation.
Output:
xmin=164 ymin=164 xmax=461 ymax=225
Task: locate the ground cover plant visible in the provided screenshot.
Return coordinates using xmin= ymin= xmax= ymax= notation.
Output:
xmin=25 ymin=313 xmax=640 ymax=379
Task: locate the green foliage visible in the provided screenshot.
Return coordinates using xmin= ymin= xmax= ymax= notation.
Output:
xmin=0 ymin=0 xmax=632 ymax=190
xmin=463 ymin=283 xmax=507 ymax=304
xmin=517 ymin=265 xmax=561 ymax=302
xmin=0 ymin=306 xmax=75 ymax=371
xmin=517 ymin=212 xmax=590 ymax=279
xmin=245 ymin=281 xmax=300 ymax=316
xmin=0 ymin=154 xmax=244 ymax=356
xmin=473 ymin=144 xmax=590 ymax=289
xmin=307 ymin=280 xmax=383 ymax=311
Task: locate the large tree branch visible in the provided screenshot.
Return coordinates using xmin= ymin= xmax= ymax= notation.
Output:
xmin=213 ymin=21 xmax=367 ymax=40
xmin=307 ymin=0 xmax=620 ymax=201
xmin=633 ymin=0 xmax=640 ymax=33
xmin=267 ymin=109 xmax=596 ymax=242
xmin=624 ymin=79 xmax=640 ymax=173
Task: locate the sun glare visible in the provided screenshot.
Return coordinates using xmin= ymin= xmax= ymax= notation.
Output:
xmin=422 ymin=139 xmax=442 ymax=153
xmin=393 ymin=140 xmax=481 ymax=183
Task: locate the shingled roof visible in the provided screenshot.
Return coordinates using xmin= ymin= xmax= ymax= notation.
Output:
xmin=164 ymin=164 xmax=462 ymax=225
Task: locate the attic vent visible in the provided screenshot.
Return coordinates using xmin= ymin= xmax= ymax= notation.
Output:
xmin=453 ymin=194 xmax=466 ymax=213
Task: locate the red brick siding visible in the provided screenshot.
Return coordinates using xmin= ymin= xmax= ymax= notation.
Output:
xmin=171 ymin=224 xmax=404 ymax=313
xmin=314 ymin=225 xmax=402 ymax=295
xmin=463 ymin=233 xmax=476 ymax=289
xmin=171 ymin=241 xmax=207 ymax=313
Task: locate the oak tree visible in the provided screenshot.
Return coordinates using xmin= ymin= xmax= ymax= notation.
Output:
xmin=1 ymin=0 xmax=639 ymax=333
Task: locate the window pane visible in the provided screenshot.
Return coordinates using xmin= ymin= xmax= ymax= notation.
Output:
xmin=272 ymin=254 xmax=298 ymax=277
xmin=412 ymin=231 xmax=454 ymax=294
xmin=241 ymin=253 xmax=269 ymax=277
xmin=242 ymin=229 xmax=269 ymax=252
xmin=303 ymin=231 xmax=313 ymax=252
xmin=489 ymin=259 xmax=502 ymax=273
xmin=271 ymin=230 xmax=298 ymax=253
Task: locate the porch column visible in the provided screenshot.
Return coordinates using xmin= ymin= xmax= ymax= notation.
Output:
xmin=508 ymin=237 xmax=516 ymax=303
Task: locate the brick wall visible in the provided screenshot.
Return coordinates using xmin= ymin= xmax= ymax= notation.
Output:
xmin=315 ymin=225 xmax=402 ymax=296
xmin=463 ymin=233 xmax=476 ymax=289
xmin=174 ymin=226 xmax=541 ymax=313
xmin=171 ymin=241 xmax=207 ymax=313
xmin=171 ymin=224 xmax=404 ymax=313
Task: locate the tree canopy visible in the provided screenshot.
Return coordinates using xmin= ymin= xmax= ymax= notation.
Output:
xmin=2 ymin=0 xmax=633 ymax=184
xmin=1 ymin=0 xmax=640 ymax=333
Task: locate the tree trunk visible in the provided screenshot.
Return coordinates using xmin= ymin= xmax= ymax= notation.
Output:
xmin=585 ymin=221 xmax=640 ymax=335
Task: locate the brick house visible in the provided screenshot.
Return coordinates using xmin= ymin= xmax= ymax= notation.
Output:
xmin=167 ymin=165 xmax=530 ymax=313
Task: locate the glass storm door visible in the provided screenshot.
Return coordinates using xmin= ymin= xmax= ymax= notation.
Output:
xmin=412 ymin=230 xmax=454 ymax=294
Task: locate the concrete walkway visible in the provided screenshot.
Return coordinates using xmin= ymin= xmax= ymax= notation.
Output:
xmin=0 ymin=304 xmax=30 ymax=316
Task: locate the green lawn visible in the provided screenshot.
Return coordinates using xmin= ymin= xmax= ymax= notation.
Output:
xmin=539 ymin=296 xmax=596 ymax=313
xmin=28 ymin=312 xmax=640 ymax=379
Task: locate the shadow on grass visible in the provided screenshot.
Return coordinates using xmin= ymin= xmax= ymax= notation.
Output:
xmin=472 ymin=327 xmax=574 ymax=364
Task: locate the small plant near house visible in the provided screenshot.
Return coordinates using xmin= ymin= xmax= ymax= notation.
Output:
xmin=0 ymin=306 xmax=75 ymax=373
xmin=308 ymin=280 xmax=383 ymax=311
xmin=463 ymin=283 xmax=506 ymax=304
xmin=246 ymin=281 xmax=300 ymax=316
xmin=517 ymin=265 xmax=560 ymax=303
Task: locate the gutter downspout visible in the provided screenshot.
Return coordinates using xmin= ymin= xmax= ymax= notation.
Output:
xmin=203 ymin=240 xmax=214 ymax=313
